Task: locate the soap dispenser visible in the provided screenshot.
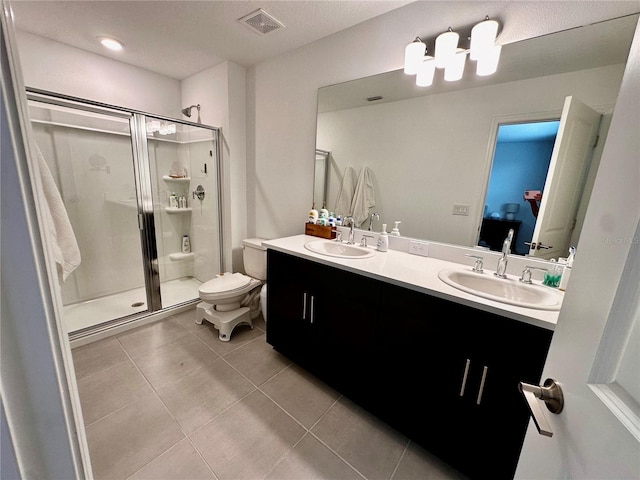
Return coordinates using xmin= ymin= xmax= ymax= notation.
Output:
xmin=377 ymin=224 xmax=389 ymax=252
xmin=390 ymin=221 xmax=402 ymax=236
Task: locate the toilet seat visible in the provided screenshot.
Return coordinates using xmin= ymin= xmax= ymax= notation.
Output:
xmin=198 ymin=272 xmax=261 ymax=304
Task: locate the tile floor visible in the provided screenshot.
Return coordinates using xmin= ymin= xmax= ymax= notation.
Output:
xmin=72 ymin=308 xmax=468 ymax=480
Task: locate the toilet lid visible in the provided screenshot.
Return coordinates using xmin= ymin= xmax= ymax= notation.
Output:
xmin=199 ymin=272 xmax=252 ymax=295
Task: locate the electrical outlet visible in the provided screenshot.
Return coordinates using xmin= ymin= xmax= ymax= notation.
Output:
xmin=409 ymin=240 xmax=429 ymax=257
xmin=452 ymin=203 xmax=470 ymax=216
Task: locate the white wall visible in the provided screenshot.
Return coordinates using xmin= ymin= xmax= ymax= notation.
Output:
xmin=17 ymin=31 xmax=181 ymax=116
xmin=182 ymin=61 xmax=247 ymax=272
xmin=248 ymin=1 xmax=640 ymax=241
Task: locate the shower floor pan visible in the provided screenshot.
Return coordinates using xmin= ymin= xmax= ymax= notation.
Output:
xmin=63 ymin=277 xmax=202 ymax=333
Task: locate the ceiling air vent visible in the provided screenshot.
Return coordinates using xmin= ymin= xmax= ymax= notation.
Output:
xmin=238 ymin=8 xmax=285 ymax=35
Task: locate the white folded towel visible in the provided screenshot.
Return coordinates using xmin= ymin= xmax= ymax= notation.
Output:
xmin=35 ymin=144 xmax=81 ymax=282
xmin=351 ymin=166 xmax=376 ymax=227
xmin=334 ymin=165 xmax=356 ymax=217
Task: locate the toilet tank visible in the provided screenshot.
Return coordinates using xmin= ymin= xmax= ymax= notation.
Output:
xmin=242 ymin=238 xmax=267 ymax=280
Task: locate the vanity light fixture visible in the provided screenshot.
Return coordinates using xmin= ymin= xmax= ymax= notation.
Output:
xmin=403 ymin=37 xmax=426 ymax=74
xmin=434 ymin=28 xmax=459 ymax=68
xmin=404 ymin=16 xmax=501 ymax=87
xmin=97 ymin=36 xmax=124 ymax=51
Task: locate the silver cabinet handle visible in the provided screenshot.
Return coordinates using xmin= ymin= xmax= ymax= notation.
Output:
xmin=476 ymin=366 xmax=488 ymax=405
xmin=302 ymin=292 xmax=307 ymax=320
xmin=310 ymin=295 xmax=315 ymax=323
xmin=459 ymin=359 xmax=471 ymax=396
xmin=518 ymin=378 xmax=564 ymax=437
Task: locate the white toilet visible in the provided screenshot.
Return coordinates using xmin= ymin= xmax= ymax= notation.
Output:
xmin=195 ymin=238 xmax=267 ymax=341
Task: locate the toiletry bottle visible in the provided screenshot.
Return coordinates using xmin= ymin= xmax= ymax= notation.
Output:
xmin=320 ymin=202 xmax=329 ymax=219
xmin=391 ymin=221 xmax=401 ymax=236
xmin=543 ymin=259 xmax=562 ymax=287
xmin=308 ymin=203 xmax=319 ymax=224
xmin=182 ymin=235 xmax=191 ymax=253
xmin=559 ymin=247 xmax=575 ymax=291
xmin=377 ymin=224 xmax=389 ymax=252
xmin=179 ymin=196 xmax=187 ymax=208
xmin=169 ymin=192 xmax=178 ymax=208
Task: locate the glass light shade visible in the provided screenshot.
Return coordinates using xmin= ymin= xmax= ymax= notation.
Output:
xmin=476 ymin=45 xmax=502 ymax=76
xmin=443 ymin=49 xmax=466 ymax=81
xmin=435 ymin=30 xmax=459 ymax=68
xmin=404 ymin=40 xmax=426 ymax=75
xmin=470 ymin=19 xmax=498 ymax=60
xmin=416 ymin=57 xmax=436 ymax=87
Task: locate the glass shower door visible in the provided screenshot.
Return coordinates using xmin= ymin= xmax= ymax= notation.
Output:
xmin=28 ymin=99 xmax=149 ymax=333
xmin=145 ymin=116 xmax=222 ymax=309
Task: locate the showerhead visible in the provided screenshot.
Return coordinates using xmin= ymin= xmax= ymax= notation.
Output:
xmin=181 ymin=104 xmax=200 ymax=118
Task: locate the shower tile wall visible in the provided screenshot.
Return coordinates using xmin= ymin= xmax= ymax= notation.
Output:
xmin=149 ymin=140 xmax=193 ymax=282
xmin=187 ymin=139 xmax=220 ymax=283
xmin=148 ymin=133 xmax=220 ymax=287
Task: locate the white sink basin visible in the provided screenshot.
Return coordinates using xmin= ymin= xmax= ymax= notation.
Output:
xmin=304 ymin=239 xmax=375 ymax=259
xmin=438 ymin=268 xmax=563 ymax=310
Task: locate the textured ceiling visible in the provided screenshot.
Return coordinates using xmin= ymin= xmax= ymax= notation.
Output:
xmin=9 ymin=0 xmax=414 ymax=79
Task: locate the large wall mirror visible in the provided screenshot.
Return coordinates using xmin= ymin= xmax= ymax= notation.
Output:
xmin=314 ymin=14 xmax=638 ymax=257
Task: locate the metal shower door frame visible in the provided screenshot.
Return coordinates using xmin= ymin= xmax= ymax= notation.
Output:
xmin=25 ymin=88 xmax=225 ymax=334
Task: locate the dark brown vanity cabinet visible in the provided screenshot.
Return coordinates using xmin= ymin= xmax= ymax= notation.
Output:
xmin=266 ymin=249 xmax=381 ymax=400
xmin=378 ymin=283 xmax=553 ymax=479
xmin=266 ymin=249 xmax=553 ymax=479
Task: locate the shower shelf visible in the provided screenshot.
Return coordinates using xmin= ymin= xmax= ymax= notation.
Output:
xmin=165 ymin=207 xmax=192 ymax=213
xmin=169 ymin=252 xmax=194 ymax=261
xmin=162 ymin=175 xmax=190 ymax=183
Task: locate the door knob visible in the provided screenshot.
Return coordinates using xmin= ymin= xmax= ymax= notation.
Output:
xmin=518 ymin=378 xmax=564 ymax=437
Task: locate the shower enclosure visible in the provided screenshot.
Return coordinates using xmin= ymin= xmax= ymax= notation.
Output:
xmin=27 ymin=89 xmax=223 ymax=339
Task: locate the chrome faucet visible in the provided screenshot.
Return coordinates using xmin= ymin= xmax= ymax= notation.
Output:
xmin=343 ymin=216 xmax=356 ymax=244
xmin=495 ymin=228 xmax=514 ymax=279
xmin=368 ymin=212 xmax=380 ymax=231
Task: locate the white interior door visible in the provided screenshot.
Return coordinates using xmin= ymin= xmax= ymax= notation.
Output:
xmin=529 ymin=96 xmax=601 ymax=260
xmin=515 ymin=18 xmax=640 ymax=479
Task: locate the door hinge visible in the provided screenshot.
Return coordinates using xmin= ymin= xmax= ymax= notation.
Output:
xmin=593 ymin=135 xmax=600 ymax=149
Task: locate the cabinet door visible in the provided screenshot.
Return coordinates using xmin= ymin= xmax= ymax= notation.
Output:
xmin=266 ymin=250 xmax=382 ymax=396
xmin=461 ymin=312 xmax=552 ymax=479
xmin=377 ymin=283 xmax=465 ymax=449
xmin=439 ymin=304 xmax=552 ymax=480
xmin=314 ymin=265 xmax=382 ymax=403
xmin=266 ymin=250 xmax=320 ymax=367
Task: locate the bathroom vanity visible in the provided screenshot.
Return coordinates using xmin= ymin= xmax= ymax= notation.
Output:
xmin=264 ymin=235 xmax=558 ymax=480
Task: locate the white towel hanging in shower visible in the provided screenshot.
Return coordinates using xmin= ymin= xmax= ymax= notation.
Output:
xmin=35 ymin=143 xmax=81 ymax=283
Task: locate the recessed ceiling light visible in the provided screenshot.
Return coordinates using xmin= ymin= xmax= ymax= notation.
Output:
xmin=98 ymin=36 xmax=124 ymax=51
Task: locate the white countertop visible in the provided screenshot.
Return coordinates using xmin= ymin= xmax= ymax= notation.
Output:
xmin=263 ymin=235 xmax=560 ymax=331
